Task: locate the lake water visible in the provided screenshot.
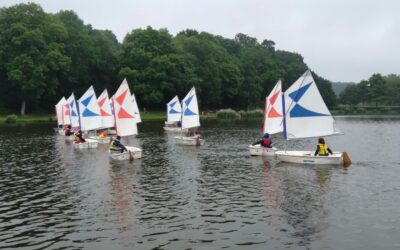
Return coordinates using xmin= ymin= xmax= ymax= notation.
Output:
xmin=0 ymin=116 xmax=400 ymax=250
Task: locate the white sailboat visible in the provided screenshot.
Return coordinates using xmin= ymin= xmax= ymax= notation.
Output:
xmin=175 ymin=87 xmax=203 ymax=146
xmin=67 ymin=93 xmax=80 ymax=129
xmin=74 ymin=86 xmax=101 ymax=149
xmin=54 ymin=97 xmax=66 ymax=134
xmin=89 ymin=89 xmax=114 ymax=143
xmin=275 ymin=70 xmax=349 ymax=165
xmin=131 ymin=93 xmax=142 ymax=124
xmin=109 ymin=79 xmax=142 ymax=160
xmin=163 ymin=96 xmax=188 ymax=133
xmin=249 ymin=80 xmax=282 ymax=156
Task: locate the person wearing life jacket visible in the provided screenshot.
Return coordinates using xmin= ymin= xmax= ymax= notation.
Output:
xmin=64 ymin=125 xmax=73 ymax=136
xmin=74 ymin=130 xmax=86 ymax=144
xmin=314 ymin=137 xmax=333 ymax=156
xmin=252 ymin=133 xmax=272 ymax=148
xmin=110 ymin=136 xmax=127 ymax=153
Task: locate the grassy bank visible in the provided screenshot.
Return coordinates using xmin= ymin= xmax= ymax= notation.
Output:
xmin=0 ymin=111 xmax=218 ymax=124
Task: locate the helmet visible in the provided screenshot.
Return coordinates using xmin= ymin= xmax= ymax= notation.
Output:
xmin=263 ymin=133 xmax=270 ymax=138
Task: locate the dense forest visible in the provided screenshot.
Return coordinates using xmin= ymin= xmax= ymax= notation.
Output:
xmin=3 ymin=3 xmax=396 ymax=116
xmin=339 ymin=74 xmax=400 ymax=106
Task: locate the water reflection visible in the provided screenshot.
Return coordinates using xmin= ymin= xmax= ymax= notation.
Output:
xmin=1 ymin=117 xmax=400 ymax=249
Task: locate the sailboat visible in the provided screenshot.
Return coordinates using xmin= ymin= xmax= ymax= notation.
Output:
xmin=54 ymin=97 xmax=67 ymax=134
xmin=89 ymin=89 xmax=114 ymax=143
xmin=131 ymin=93 xmax=142 ymax=124
xmin=163 ymin=96 xmax=188 ymax=133
xmin=175 ymin=87 xmax=203 ymax=146
xmin=249 ymin=80 xmax=283 ymax=156
xmin=74 ymin=86 xmax=102 ymax=149
xmin=109 ymin=79 xmax=142 ymax=160
xmin=67 ymin=93 xmax=80 ymax=130
xmin=275 ymin=70 xmax=349 ymax=165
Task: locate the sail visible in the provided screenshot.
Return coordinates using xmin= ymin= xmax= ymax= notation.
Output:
xmin=181 ymin=87 xmax=200 ymax=129
xmin=55 ymin=97 xmax=66 ymax=126
xmin=78 ymin=86 xmax=103 ymax=131
xmin=113 ymin=79 xmax=138 ymax=136
xmin=66 ymin=94 xmax=79 ymax=128
xmin=131 ymin=93 xmax=142 ymax=123
xmin=167 ymin=96 xmax=182 ymax=122
xmin=97 ymin=89 xmax=114 ymax=128
xmin=283 ymin=70 xmax=336 ymax=139
xmin=263 ymin=80 xmax=283 ymax=135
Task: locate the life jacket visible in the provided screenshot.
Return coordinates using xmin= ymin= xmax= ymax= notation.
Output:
xmin=261 ymin=137 xmax=271 ymax=147
xmin=109 ymin=140 xmax=120 ymax=150
xmin=318 ymin=143 xmax=329 ymax=156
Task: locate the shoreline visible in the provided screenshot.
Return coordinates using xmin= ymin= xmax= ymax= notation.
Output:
xmin=2 ymin=112 xmax=400 ymax=125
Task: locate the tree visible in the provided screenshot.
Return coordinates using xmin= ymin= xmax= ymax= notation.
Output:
xmin=0 ymin=3 xmax=70 ymax=114
xmin=368 ymin=73 xmax=386 ymax=106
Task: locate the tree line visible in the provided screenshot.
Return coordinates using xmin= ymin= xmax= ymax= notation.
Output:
xmin=339 ymin=74 xmax=400 ymax=106
xmin=0 ymin=3 xmax=338 ymax=115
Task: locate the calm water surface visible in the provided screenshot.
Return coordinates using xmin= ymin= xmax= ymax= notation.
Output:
xmin=0 ymin=117 xmax=400 ymax=250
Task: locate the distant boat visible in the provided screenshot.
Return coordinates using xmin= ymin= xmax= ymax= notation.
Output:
xmin=275 ymin=70 xmax=350 ymax=165
xmin=89 ymin=89 xmax=114 ymax=143
xmin=131 ymin=93 xmax=142 ymax=124
xmin=54 ymin=97 xmax=66 ymax=135
xmin=249 ymin=80 xmax=282 ymax=156
xmin=175 ymin=87 xmax=203 ymax=146
xmin=163 ymin=96 xmax=188 ymax=133
xmin=67 ymin=93 xmax=80 ymax=130
xmin=109 ymin=79 xmax=142 ymax=160
xmin=74 ymin=86 xmax=101 ymax=149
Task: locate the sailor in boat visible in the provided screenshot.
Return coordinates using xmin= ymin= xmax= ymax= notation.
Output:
xmin=109 ymin=136 xmax=128 ymax=153
xmin=314 ymin=138 xmax=333 ymax=156
xmin=65 ymin=125 xmax=73 ymax=136
xmin=252 ymin=133 xmax=272 ymax=148
xmin=74 ymin=130 xmax=86 ymax=144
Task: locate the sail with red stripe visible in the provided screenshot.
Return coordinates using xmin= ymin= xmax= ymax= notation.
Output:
xmin=98 ymin=89 xmax=114 ymax=128
xmin=263 ymin=80 xmax=283 ymax=135
xmin=112 ymin=79 xmax=138 ymax=136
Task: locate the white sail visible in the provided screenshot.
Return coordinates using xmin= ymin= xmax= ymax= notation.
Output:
xmin=131 ymin=93 xmax=142 ymax=123
xmin=55 ymin=97 xmax=66 ymax=126
xmin=283 ymin=70 xmax=337 ymax=139
xmin=113 ymin=79 xmax=138 ymax=136
xmin=97 ymin=89 xmax=114 ymax=128
xmin=78 ymin=86 xmax=103 ymax=131
xmin=66 ymin=94 xmax=79 ymax=128
xmin=181 ymin=87 xmax=200 ymax=129
xmin=263 ymin=80 xmax=283 ymax=135
xmin=167 ymin=96 xmax=182 ymax=122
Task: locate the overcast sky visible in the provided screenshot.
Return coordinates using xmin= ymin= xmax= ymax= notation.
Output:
xmin=2 ymin=0 xmax=399 ymax=82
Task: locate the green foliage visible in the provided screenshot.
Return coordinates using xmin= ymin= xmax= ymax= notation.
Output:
xmin=339 ymin=73 xmax=400 ymax=106
xmin=216 ymin=109 xmax=240 ymax=119
xmin=0 ymin=3 xmax=70 ymax=114
xmin=4 ymin=114 xmax=17 ymax=124
xmin=240 ymin=109 xmax=264 ymax=119
xmin=0 ymin=3 xmax=340 ymax=114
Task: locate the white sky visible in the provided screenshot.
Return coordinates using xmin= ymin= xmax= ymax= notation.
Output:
xmin=2 ymin=0 xmax=399 ymax=82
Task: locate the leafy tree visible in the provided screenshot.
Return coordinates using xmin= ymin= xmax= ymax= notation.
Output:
xmin=0 ymin=3 xmax=70 ymax=114
xmin=368 ymin=73 xmax=386 ymax=106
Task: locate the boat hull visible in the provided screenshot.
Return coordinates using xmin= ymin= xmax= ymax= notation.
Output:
xmin=163 ymin=127 xmax=188 ymax=133
xmin=73 ymin=139 xmax=99 ymax=149
xmin=109 ymin=146 xmax=142 ymax=160
xmin=249 ymin=145 xmax=277 ymax=156
xmin=89 ymin=136 xmax=111 ymax=144
xmin=275 ymin=151 xmax=343 ymax=165
xmin=175 ymin=135 xmax=203 ymax=146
